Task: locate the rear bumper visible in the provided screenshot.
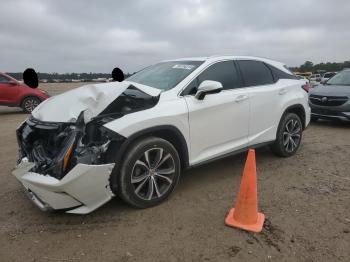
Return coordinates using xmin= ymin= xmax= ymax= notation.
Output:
xmin=305 ymin=106 xmax=311 ymax=128
xmin=12 ymin=159 xmax=115 ymax=214
xmin=36 ymin=90 xmax=50 ymax=101
xmin=39 ymin=93 xmax=50 ymax=100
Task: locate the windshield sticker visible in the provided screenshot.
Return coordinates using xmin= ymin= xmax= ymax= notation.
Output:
xmin=172 ymin=64 xmax=195 ymax=70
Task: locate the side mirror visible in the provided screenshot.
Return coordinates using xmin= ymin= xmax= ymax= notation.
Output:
xmin=9 ymin=80 xmax=17 ymax=85
xmin=195 ymin=80 xmax=223 ymax=100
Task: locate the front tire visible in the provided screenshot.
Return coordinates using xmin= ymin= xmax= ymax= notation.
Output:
xmin=270 ymin=113 xmax=303 ymax=157
xmin=112 ymin=137 xmax=181 ymax=208
xmin=21 ymin=96 xmax=41 ymax=113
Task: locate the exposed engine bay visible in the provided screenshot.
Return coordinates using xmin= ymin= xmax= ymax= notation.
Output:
xmin=16 ymin=86 xmax=159 ymax=179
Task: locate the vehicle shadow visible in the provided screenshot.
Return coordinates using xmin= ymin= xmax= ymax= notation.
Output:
xmin=178 ymin=146 xmax=275 ymax=193
xmin=0 ymin=107 xmax=26 ymax=115
xmin=311 ymin=119 xmax=350 ymax=128
xmin=10 ymin=146 xmax=282 ymax=237
xmin=41 ymin=147 xmax=274 ymax=223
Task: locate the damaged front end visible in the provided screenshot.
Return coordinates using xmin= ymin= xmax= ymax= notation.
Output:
xmin=14 ymin=112 xmax=123 ymax=214
xmin=13 ymin=84 xmax=160 ymax=214
xmin=17 ymin=112 xmax=123 ymax=179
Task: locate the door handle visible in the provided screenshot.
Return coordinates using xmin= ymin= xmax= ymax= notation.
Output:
xmin=279 ymin=88 xmax=287 ymax=95
xmin=235 ymin=95 xmax=248 ymax=102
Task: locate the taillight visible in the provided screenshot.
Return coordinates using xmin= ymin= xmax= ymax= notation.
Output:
xmin=302 ymin=83 xmax=311 ymax=92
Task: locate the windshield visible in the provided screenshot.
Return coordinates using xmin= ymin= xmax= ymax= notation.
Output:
xmin=127 ymin=61 xmax=203 ymax=91
xmin=327 ymin=70 xmax=350 ymax=86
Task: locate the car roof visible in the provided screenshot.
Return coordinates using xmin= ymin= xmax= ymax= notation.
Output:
xmin=164 ymin=55 xmax=290 ymax=74
xmin=165 ymin=55 xmax=280 ymax=62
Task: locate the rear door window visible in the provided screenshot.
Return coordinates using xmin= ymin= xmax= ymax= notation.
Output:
xmin=237 ymin=60 xmax=274 ymax=87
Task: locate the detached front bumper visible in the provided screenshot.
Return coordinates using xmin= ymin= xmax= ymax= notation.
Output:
xmin=12 ymin=159 xmax=115 ymax=214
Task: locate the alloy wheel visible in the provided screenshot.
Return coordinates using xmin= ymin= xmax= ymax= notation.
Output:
xmin=131 ymin=148 xmax=175 ymax=200
xmin=283 ymin=119 xmax=301 ymax=153
xmin=24 ymin=98 xmax=39 ymax=112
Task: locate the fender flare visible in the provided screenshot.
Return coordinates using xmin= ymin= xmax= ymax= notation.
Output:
xmin=111 ymin=125 xmax=189 ymax=169
xmin=280 ymin=104 xmax=306 ymax=129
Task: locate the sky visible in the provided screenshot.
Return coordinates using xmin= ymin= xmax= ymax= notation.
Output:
xmin=1 ymin=0 xmax=349 ymax=73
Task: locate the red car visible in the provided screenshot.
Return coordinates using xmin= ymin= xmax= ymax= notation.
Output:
xmin=0 ymin=72 xmax=49 ymax=112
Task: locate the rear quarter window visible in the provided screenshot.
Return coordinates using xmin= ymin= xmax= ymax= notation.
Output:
xmin=237 ymin=60 xmax=274 ymax=87
xmin=266 ymin=64 xmax=297 ymax=81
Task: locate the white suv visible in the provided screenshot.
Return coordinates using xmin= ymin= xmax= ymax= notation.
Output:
xmin=13 ymin=56 xmax=310 ymax=214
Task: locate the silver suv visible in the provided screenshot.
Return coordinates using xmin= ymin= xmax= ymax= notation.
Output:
xmin=309 ymin=69 xmax=350 ymax=121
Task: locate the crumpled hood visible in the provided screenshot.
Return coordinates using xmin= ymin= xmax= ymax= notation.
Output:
xmin=32 ymin=81 xmax=161 ymax=123
xmin=310 ymin=84 xmax=350 ymax=97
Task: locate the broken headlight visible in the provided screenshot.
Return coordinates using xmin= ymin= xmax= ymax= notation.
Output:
xmin=68 ymin=113 xmax=125 ymax=170
xmin=16 ymin=112 xmax=125 ymax=179
xmin=49 ymin=129 xmax=77 ymax=178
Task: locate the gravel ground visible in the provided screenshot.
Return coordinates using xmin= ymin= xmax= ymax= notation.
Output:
xmin=0 ymin=83 xmax=349 ymax=262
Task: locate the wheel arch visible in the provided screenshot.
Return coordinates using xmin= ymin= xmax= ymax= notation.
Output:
xmin=282 ymin=104 xmax=306 ymax=129
xmin=110 ymin=125 xmax=190 ymax=170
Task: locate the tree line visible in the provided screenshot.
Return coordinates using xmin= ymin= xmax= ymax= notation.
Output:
xmin=291 ymin=60 xmax=350 ymax=73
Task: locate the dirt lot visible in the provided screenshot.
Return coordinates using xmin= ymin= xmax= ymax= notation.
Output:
xmin=0 ymin=83 xmax=349 ymax=262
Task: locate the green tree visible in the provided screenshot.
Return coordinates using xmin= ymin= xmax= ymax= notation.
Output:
xmin=300 ymin=61 xmax=314 ymax=72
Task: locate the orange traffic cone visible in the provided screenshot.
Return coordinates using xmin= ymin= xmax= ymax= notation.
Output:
xmin=225 ymin=149 xmax=265 ymax=233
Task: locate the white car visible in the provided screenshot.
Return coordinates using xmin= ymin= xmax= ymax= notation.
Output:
xmin=309 ymin=74 xmax=322 ymax=85
xmin=320 ymin=72 xmax=337 ymax=84
xmin=13 ymin=55 xmax=311 ymax=214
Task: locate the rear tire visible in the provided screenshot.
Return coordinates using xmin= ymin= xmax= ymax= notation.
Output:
xmin=270 ymin=113 xmax=303 ymax=157
xmin=111 ymin=137 xmax=181 ymax=208
xmin=21 ymin=96 xmax=41 ymax=113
